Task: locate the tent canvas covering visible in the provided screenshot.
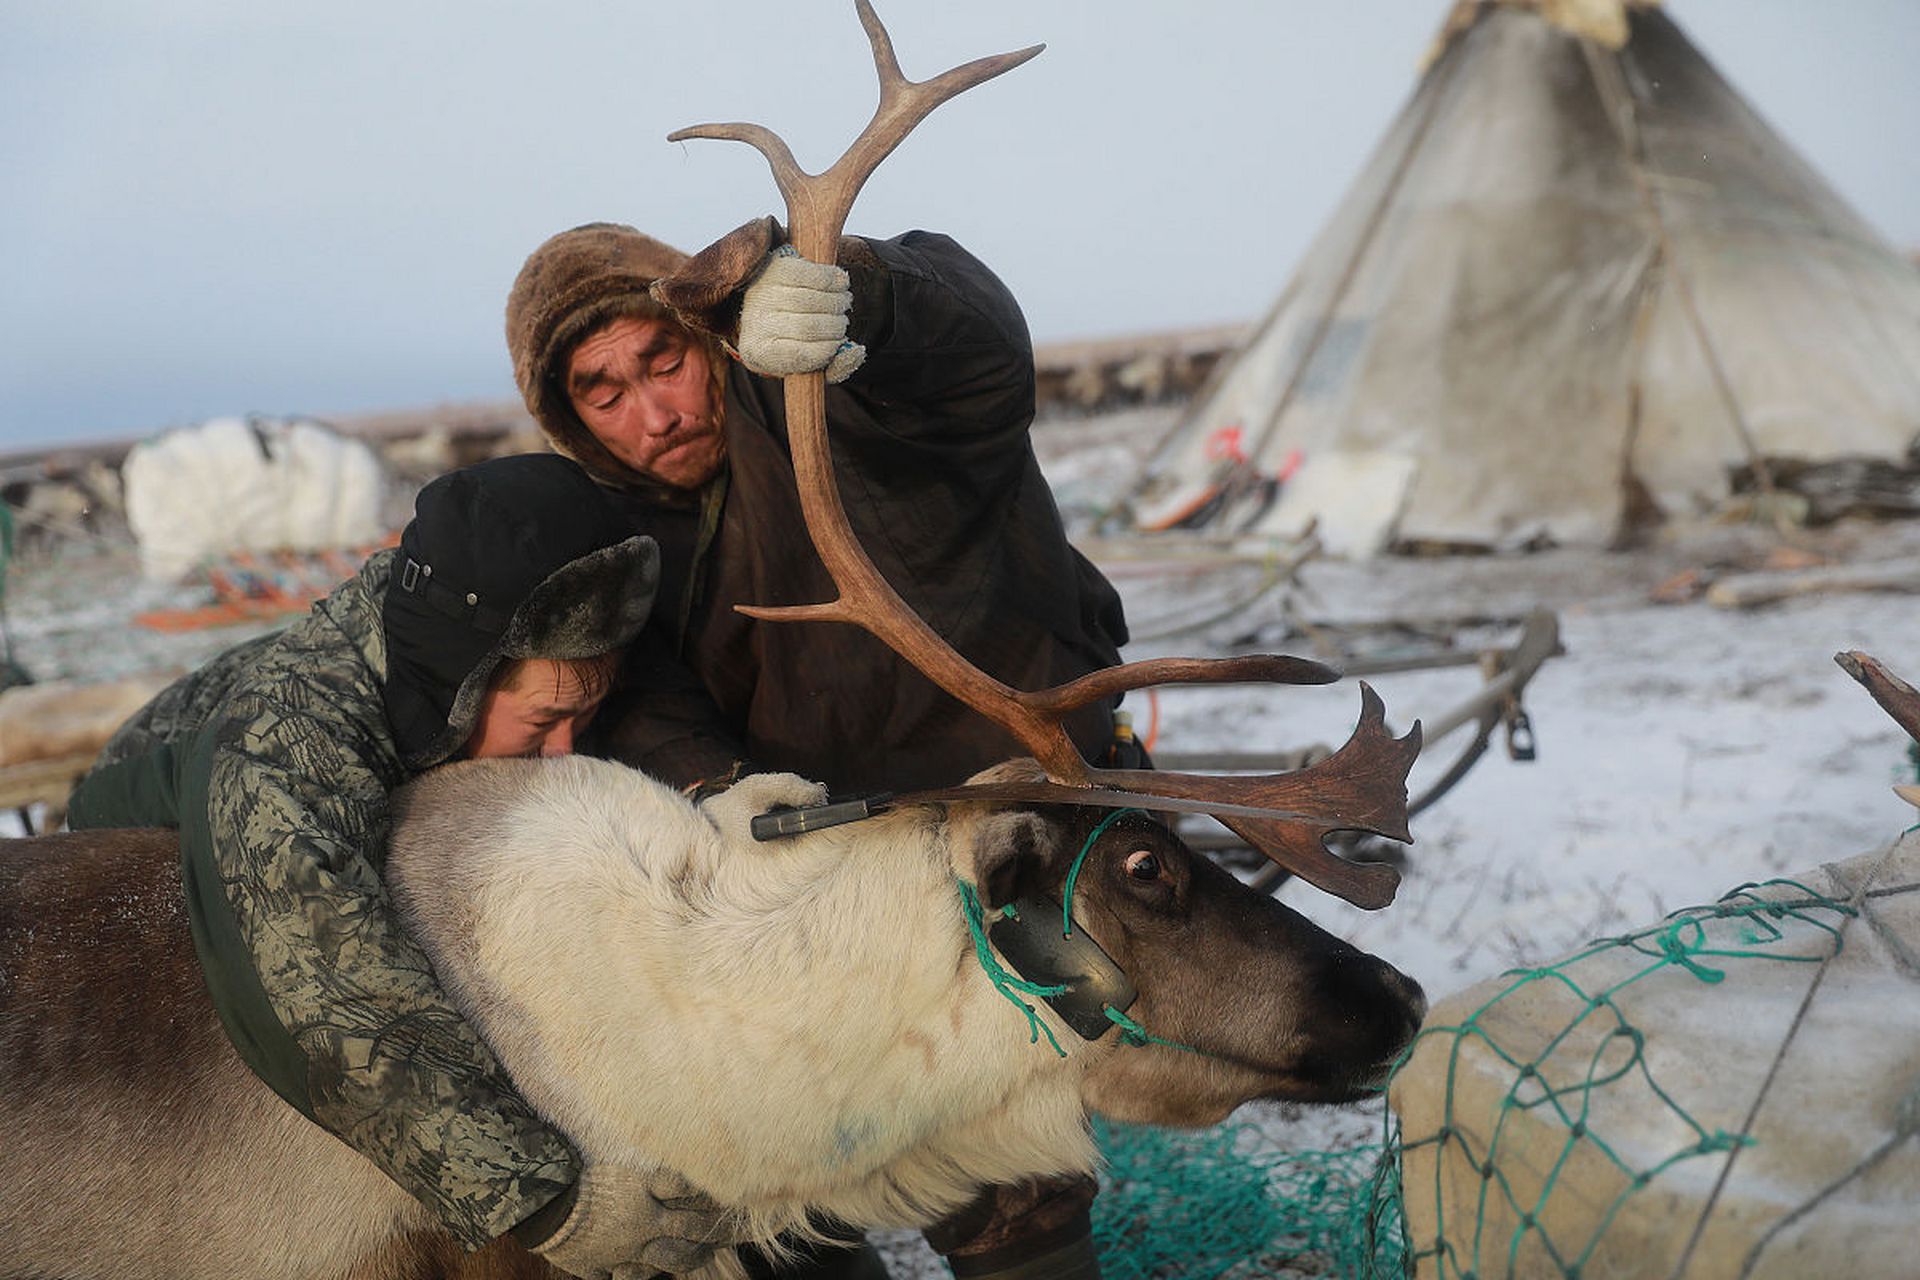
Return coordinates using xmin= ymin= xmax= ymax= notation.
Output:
xmin=1131 ymin=1 xmax=1920 ymax=554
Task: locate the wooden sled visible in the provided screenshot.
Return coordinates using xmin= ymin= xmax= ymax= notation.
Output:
xmin=1155 ymin=608 xmax=1563 ymax=890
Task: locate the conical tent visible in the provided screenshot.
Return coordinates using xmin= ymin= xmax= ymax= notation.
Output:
xmin=1130 ymin=0 xmax=1920 ymax=555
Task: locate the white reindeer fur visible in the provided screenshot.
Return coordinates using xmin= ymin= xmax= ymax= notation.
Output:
xmin=390 ymin=757 xmax=1110 ymax=1252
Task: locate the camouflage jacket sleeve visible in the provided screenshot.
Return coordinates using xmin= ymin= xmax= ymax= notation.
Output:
xmin=192 ymin=620 xmax=578 ymax=1247
xmin=67 ymin=631 xmax=287 ymax=831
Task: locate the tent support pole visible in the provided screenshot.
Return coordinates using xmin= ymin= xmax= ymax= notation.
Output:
xmin=1229 ymin=32 xmax=1471 ymax=516
xmin=1580 ymin=40 xmax=1780 ymax=507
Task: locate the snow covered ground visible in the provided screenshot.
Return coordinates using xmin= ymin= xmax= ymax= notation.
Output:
xmin=1031 ymin=405 xmax=1920 ymax=996
xmin=7 ymin=405 xmax=1920 ymax=1275
xmin=1123 ymin=537 xmax=1920 ymax=991
xmin=1022 ymin=405 xmax=1920 ymax=1277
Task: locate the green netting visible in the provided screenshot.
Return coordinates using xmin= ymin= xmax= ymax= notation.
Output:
xmin=1385 ymin=878 xmax=1857 ymax=1280
xmin=1090 ymin=876 xmax=1857 ymax=1279
xmin=1094 ymin=1118 xmax=1401 ymax=1279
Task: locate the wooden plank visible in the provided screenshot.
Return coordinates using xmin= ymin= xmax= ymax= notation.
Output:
xmin=0 ymin=672 xmax=176 ymax=768
xmin=0 ymin=752 xmax=97 ymax=810
xmin=1706 ymin=556 xmax=1920 ymax=609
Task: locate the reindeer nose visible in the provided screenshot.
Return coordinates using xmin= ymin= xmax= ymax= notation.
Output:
xmin=1382 ymin=963 xmax=1429 ymax=1042
xmin=1325 ymin=952 xmax=1428 ymax=1057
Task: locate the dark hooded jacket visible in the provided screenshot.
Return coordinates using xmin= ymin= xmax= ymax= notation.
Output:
xmin=507 ymin=227 xmax=1128 ymax=1270
xmin=66 ymin=455 xmax=658 ymax=1248
xmin=509 ymin=224 xmax=1130 ymax=792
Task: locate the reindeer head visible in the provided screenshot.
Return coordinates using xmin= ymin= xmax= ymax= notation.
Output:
xmin=953 ymin=762 xmax=1427 ymax=1127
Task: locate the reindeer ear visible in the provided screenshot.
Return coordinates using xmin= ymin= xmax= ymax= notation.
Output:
xmin=968 ymin=810 xmax=1054 ymax=911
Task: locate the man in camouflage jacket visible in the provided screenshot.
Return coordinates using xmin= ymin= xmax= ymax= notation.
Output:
xmin=67 ymin=455 xmax=732 ymax=1276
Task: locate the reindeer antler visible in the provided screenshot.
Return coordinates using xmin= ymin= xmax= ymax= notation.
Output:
xmin=670 ymin=1 xmax=1417 ymax=909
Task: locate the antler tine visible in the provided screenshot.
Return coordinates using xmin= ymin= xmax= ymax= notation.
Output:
xmin=1100 ymin=685 xmax=1419 ymax=908
xmin=665 ymin=123 xmax=808 ymax=211
xmin=667 ymin=2 xmax=1040 ymax=262
xmin=827 ymin=1 xmax=1044 ymax=257
xmin=1021 ymin=654 xmax=1339 ymax=717
xmin=854 ymin=0 xmax=906 ymax=83
xmin=848 ymin=0 xmax=1044 ymax=101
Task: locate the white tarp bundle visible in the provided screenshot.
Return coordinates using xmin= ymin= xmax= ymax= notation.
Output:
xmin=123 ymin=415 xmax=389 ymax=582
xmin=1131 ymin=0 xmax=1920 ymax=554
xmin=1391 ymin=832 xmax=1920 ymax=1277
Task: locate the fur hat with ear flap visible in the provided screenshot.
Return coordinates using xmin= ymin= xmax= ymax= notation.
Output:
xmin=381 ymin=453 xmax=659 ymax=769
xmin=504 ymin=222 xmax=704 ymax=488
xmin=505 ymin=217 xmax=864 ymax=489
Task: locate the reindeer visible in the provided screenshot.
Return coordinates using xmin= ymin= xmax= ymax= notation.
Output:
xmin=1 ymin=7 xmax=1427 ymax=1277
xmin=0 ymin=746 xmax=1422 ymax=1279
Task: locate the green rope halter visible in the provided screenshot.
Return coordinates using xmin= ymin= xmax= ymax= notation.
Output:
xmin=958 ymin=806 xmax=1211 ymax=1058
xmin=957 ymin=877 xmax=1068 ymax=1057
xmin=1063 ymin=807 xmax=1143 ymax=937
xmin=1105 ymin=1004 xmax=1210 ymax=1055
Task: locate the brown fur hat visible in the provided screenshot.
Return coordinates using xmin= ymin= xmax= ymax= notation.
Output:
xmin=507 ymin=218 xmax=814 ymax=489
xmin=505 ymin=222 xmax=695 ymax=486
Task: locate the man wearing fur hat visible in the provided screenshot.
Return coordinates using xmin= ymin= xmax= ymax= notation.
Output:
xmin=68 ymin=454 xmax=742 ymax=1278
xmin=507 ymin=221 xmax=1130 ymax=1280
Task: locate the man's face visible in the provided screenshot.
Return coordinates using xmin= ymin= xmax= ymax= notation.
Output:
xmin=463 ymin=655 xmax=617 ymax=760
xmin=566 ymin=314 xmax=725 ymax=490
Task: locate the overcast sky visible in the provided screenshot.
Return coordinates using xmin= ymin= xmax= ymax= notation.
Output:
xmin=3 ymin=1 xmax=1916 ymax=449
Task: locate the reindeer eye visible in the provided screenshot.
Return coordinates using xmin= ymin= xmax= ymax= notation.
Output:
xmin=1123 ymin=848 xmax=1162 ymax=881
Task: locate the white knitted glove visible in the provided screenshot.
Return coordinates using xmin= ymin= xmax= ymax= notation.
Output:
xmin=736 ymin=246 xmax=866 ymax=383
xmin=532 ymin=1161 xmax=745 ymax=1279
xmin=699 ymin=771 xmax=828 ymax=842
